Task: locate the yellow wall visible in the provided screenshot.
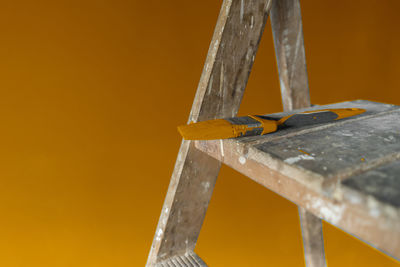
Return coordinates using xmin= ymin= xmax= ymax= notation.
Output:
xmin=0 ymin=0 xmax=399 ymax=266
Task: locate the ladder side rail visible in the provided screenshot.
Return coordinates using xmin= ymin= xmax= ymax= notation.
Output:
xmin=147 ymin=0 xmax=274 ymax=265
xmin=270 ymin=1 xmax=326 ymax=266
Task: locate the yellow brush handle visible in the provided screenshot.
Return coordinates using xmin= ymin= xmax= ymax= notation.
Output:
xmin=277 ymin=108 xmax=366 ymax=126
xmin=177 ymin=108 xmax=365 ymax=140
xmin=247 ymin=115 xmax=278 ymax=135
xmin=177 ymin=117 xmax=278 ymax=140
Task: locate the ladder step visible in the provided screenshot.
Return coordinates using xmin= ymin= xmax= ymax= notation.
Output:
xmin=155 ymin=252 xmax=207 ymax=267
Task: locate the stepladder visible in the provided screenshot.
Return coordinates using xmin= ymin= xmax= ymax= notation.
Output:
xmin=147 ymin=0 xmax=323 ymax=266
xmin=147 ymin=0 xmax=400 ymax=266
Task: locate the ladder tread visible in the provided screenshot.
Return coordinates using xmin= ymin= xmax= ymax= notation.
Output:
xmin=195 ymin=100 xmax=400 ymax=259
xmin=155 ymin=252 xmax=207 ymax=267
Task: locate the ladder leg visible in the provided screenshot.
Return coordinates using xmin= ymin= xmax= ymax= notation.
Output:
xmin=270 ymin=0 xmax=327 ymax=266
xmin=147 ymin=142 xmax=220 ymax=267
xmin=147 ymin=0 xmax=274 ymax=265
xmin=270 ymin=0 xmax=310 ymax=111
xmin=299 ymin=207 xmax=327 ymax=267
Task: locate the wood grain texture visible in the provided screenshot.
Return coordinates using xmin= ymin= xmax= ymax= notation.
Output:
xmin=195 ymin=100 xmax=400 ymax=260
xmin=299 ymin=207 xmax=327 ymax=267
xmin=343 ymin=159 xmax=400 ymax=208
xmin=256 ymin=108 xmax=400 ymax=186
xmin=270 ymin=0 xmax=310 ymax=111
xmin=147 ymin=0 xmax=273 ymax=265
xmin=155 ymin=251 xmax=207 ymax=267
xmin=190 ymin=0 xmax=273 ymax=122
xmin=270 ymin=1 xmax=322 ymax=266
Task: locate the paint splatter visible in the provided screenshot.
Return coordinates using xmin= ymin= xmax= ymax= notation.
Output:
xmin=298 ymin=149 xmax=310 ymax=155
xmin=284 ymin=154 xmax=315 ymax=164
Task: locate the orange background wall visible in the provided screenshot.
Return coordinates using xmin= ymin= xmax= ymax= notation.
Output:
xmin=0 ymin=0 xmax=399 ymax=266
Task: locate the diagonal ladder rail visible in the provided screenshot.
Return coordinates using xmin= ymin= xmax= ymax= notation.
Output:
xmin=148 ymin=0 xmax=327 ymax=266
xmin=147 ymin=0 xmax=273 ymax=265
xmin=270 ymin=0 xmax=327 ymax=266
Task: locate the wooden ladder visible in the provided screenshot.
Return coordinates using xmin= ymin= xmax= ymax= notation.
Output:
xmin=148 ymin=0 xmax=325 ymax=266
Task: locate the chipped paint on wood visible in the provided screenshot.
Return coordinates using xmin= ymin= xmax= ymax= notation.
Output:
xmin=305 ymin=194 xmax=345 ymax=224
xmin=284 ymin=154 xmax=315 ymax=164
xmin=270 ymin=0 xmax=310 ymax=111
xmin=239 ymin=156 xmax=246 ymax=164
xmin=299 ymin=207 xmax=327 ymax=267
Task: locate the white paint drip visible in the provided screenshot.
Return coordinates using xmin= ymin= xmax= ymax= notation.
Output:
xmin=383 ymin=135 xmax=395 ymax=142
xmin=319 ymin=206 xmax=343 ymax=224
xmin=212 ymin=39 xmax=219 ymax=58
xmin=291 ymin=28 xmax=302 ymax=73
xmin=220 ymin=140 xmax=225 ymax=157
xmin=239 ymin=156 xmax=246 ymax=164
xmin=284 ymin=154 xmax=315 ymax=164
xmin=306 ymin=195 xmax=344 ymax=224
xmin=214 ymin=39 xmax=219 ymax=49
xmin=250 ymin=15 xmax=254 ymax=29
xmin=219 ymin=63 xmax=224 ymax=96
xmin=220 ymin=63 xmax=225 ymax=112
xmin=279 ymin=79 xmax=292 ymax=110
xmin=202 ymin=181 xmax=210 ymax=192
xmin=155 ymin=228 xmax=163 ymax=241
xmin=367 ymin=196 xmax=381 ymax=218
xmin=240 ymin=0 xmax=244 ymax=23
xmin=207 ymin=74 xmax=213 ymax=95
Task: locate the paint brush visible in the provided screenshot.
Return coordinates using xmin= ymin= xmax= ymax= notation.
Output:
xmin=178 ymin=108 xmax=365 ymax=140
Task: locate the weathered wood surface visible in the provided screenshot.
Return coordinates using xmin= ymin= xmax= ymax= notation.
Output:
xmin=238 ymin=100 xmax=398 ymax=146
xmin=270 ymin=1 xmax=325 ymax=266
xmin=147 ymin=0 xmax=273 ymax=265
xmin=344 ymin=159 xmax=400 ymax=208
xmin=299 ymin=207 xmax=327 ymax=267
xmin=155 ymin=251 xmax=207 ymax=267
xmin=270 ymin=0 xmax=310 ymax=111
xmin=195 ymin=100 xmax=400 ymax=259
xmin=256 ymin=105 xmax=400 ymax=183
